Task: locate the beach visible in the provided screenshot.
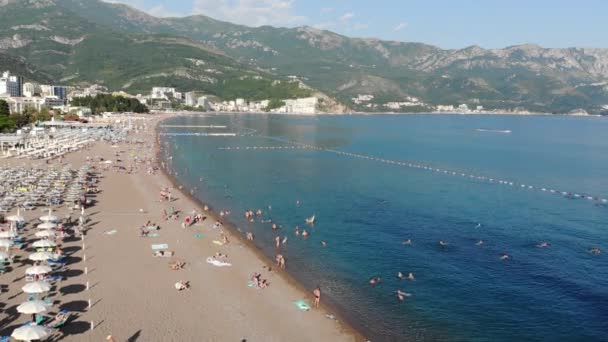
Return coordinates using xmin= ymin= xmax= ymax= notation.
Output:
xmin=0 ymin=113 xmax=360 ymax=341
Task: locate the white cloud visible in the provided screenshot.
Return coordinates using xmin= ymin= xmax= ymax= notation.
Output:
xmin=339 ymin=12 xmax=354 ymax=22
xmin=393 ymin=22 xmax=408 ymax=31
xmin=192 ymin=0 xmax=306 ymax=27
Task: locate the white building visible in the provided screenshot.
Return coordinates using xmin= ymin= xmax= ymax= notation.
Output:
xmin=22 ymin=82 xmax=40 ymax=97
xmin=151 ymin=87 xmax=177 ymax=100
xmin=197 ymin=96 xmax=211 ymax=110
xmin=0 ymin=71 xmax=23 ymax=97
xmin=280 ymin=97 xmax=318 ymax=114
xmin=185 ymin=92 xmax=197 ymax=106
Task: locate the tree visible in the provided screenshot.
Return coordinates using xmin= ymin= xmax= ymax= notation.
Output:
xmin=0 ymin=100 xmax=9 ymax=117
xmin=265 ymin=98 xmax=285 ymax=112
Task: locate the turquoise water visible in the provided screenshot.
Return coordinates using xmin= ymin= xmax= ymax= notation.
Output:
xmin=159 ymin=114 xmax=608 ymax=341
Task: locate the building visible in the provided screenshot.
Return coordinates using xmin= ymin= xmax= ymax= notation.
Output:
xmin=151 ymin=87 xmax=177 ymax=100
xmin=185 ymin=92 xmax=197 ymax=106
xmin=197 ymin=96 xmax=211 ymax=110
xmin=52 ymin=86 xmax=67 ymax=100
xmin=39 ymin=85 xmax=54 ymax=97
xmin=22 ymin=82 xmax=40 ymax=97
xmin=4 ymin=96 xmax=40 ymax=114
xmin=68 ymin=106 xmax=93 ymax=118
xmin=42 ymin=96 xmax=66 ymax=108
xmin=0 ymin=71 xmax=23 ymax=97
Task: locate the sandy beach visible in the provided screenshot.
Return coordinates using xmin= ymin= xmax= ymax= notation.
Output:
xmin=0 ymin=113 xmax=361 ymax=341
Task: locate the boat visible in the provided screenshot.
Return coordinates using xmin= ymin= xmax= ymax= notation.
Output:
xmin=476 ymin=129 xmax=512 ymax=134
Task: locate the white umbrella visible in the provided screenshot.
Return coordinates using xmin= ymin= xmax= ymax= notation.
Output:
xmin=28 ymin=252 xmax=55 ymax=262
xmin=25 ymin=265 xmax=52 ymax=275
xmin=16 ymin=300 xmax=49 ymax=314
xmin=39 ymin=209 xmax=58 ymax=222
xmin=0 ymin=250 xmax=9 ymax=260
xmin=0 ymin=239 xmax=11 ymax=248
xmin=11 ymin=325 xmax=50 ymax=341
xmin=6 ymin=208 xmax=25 ymax=222
xmin=22 ymin=281 xmax=51 ymax=294
xmin=0 ymin=231 xmax=17 ymax=238
xmin=35 ymin=230 xmax=56 ymax=238
xmin=37 ymin=222 xmax=57 ymax=230
xmin=32 ymin=240 xmax=57 ymax=248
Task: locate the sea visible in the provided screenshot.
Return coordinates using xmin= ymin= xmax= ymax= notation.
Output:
xmin=158 ymin=114 xmax=608 ymax=342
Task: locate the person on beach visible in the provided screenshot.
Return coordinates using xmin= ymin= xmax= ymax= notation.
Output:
xmin=246 ymin=232 xmax=254 ymax=241
xmin=275 ymin=236 xmax=280 ymax=248
xmin=313 ymin=286 xmax=321 ymax=308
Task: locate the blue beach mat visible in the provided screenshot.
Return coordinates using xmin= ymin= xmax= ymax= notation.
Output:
xmin=195 ymin=233 xmax=203 ymax=239
xmin=294 ymin=300 xmax=311 ymax=311
xmin=151 ymin=244 xmax=168 ymax=250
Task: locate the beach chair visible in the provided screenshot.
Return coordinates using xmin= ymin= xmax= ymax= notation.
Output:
xmin=45 ymin=310 xmax=70 ymax=329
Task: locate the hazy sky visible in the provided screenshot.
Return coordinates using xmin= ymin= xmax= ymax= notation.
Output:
xmin=105 ymin=0 xmax=608 ymax=49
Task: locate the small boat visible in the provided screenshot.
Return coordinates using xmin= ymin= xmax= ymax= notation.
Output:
xmin=305 ymin=215 xmax=315 ymax=225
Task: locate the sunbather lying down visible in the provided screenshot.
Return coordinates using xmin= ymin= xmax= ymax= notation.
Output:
xmin=170 ymin=261 xmax=185 ymax=270
xmin=46 ymin=310 xmax=70 ymax=328
xmin=153 ymin=250 xmax=174 ymax=257
xmin=175 ymin=280 xmax=189 ymax=291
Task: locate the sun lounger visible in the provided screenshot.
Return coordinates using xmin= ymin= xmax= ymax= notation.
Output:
xmin=45 ymin=310 xmax=71 ymax=329
xmin=151 ymin=244 xmax=169 ymax=250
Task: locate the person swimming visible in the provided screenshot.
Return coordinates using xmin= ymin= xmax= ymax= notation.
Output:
xmin=439 ymin=240 xmax=448 ymax=247
xmin=589 ymin=247 xmax=602 ymax=255
xmin=402 ymin=239 xmax=412 ymax=246
xmin=536 ymin=241 xmax=551 ymax=248
xmin=302 ymin=229 xmax=308 ymax=238
xmin=295 ymin=226 xmax=300 ymax=236
xmin=397 ymin=272 xmax=404 ymax=280
xmin=396 ymin=290 xmax=411 ymax=302
xmin=475 ymin=223 xmax=482 ymax=229
xmin=500 ymin=253 xmax=510 ymax=260
xmin=476 ymin=240 xmax=484 ymax=246
xmin=407 ymin=272 xmax=415 ymax=281
xmin=321 ymin=241 xmax=326 ymax=247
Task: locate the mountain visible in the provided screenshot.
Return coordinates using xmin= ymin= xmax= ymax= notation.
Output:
xmin=0 ymin=0 xmax=314 ymax=102
xmin=2 ymin=0 xmax=608 ymax=113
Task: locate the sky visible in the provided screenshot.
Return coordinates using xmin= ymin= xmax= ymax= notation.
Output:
xmin=105 ymin=0 xmax=608 ymax=49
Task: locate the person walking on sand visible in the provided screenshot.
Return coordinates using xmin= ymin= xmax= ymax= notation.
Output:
xmin=275 ymin=235 xmax=280 ymax=248
xmin=313 ymin=286 xmax=321 ymax=308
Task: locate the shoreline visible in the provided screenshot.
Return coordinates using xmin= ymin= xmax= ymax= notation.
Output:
xmin=155 ymin=114 xmax=365 ymax=340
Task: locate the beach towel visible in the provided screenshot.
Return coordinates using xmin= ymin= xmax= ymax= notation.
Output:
xmin=151 ymin=244 xmax=169 ymax=250
xmin=212 ymin=240 xmax=224 ymax=246
xmin=206 ymin=257 xmax=231 ymax=267
xmin=195 ymin=233 xmax=203 ymax=239
xmin=247 ymin=281 xmax=257 ymax=288
xmin=294 ymin=300 xmax=311 ymax=311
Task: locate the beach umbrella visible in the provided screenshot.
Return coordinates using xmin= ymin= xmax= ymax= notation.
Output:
xmin=39 ymin=209 xmax=58 ymax=222
xmin=22 ymin=281 xmax=51 ymax=294
xmin=6 ymin=208 xmax=25 ymax=222
xmin=11 ymin=325 xmax=50 ymax=341
xmin=32 ymin=240 xmax=56 ymax=248
xmin=25 ymin=265 xmax=52 ymax=275
xmin=0 ymin=250 xmax=9 ymax=260
xmin=0 ymin=239 xmax=11 ymax=248
xmin=16 ymin=300 xmax=49 ymax=315
xmin=35 ymin=230 xmax=56 ymax=238
xmin=37 ymin=222 xmax=57 ymax=230
xmin=28 ymin=252 xmax=55 ymax=262
xmin=0 ymin=231 xmax=17 ymax=238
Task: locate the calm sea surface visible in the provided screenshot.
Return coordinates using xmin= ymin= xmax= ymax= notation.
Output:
xmin=159 ymin=114 xmax=608 ymax=342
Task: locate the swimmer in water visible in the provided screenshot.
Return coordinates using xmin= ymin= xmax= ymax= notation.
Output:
xmin=589 ymin=247 xmax=602 ymax=255
xmin=475 ymin=223 xmax=482 ymax=229
xmin=295 ymin=226 xmax=300 ymax=236
xmin=536 ymin=241 xmax=551 ymax=248
xmin=321 ymin=241 xmax=326 ymax=247
xmin=439 ymin=240 xmax=448 ymax=247
xmin=402 ymin=239 xmax=412 ymax=246
xmin=476 ymin=240 xmax=484 ymax=246
xmin=397 ymin=272 xmax=404 ymax=280
xmin=275 ymin=236 xmax=280 ymax=248
xmin=282 ymin=236 xmax=288 ymax=244
xmin=500 ymin=253 xmax=510 ymax=261
xmin=407 ymin=272 xmax=415 ymax=281
xmin=302 ymin=229 xmax=309 ymax=238
xmin=396 ymin=290 xmax=411 ymax=302
xmin=272 ymin=223 xmax=277 ymax=231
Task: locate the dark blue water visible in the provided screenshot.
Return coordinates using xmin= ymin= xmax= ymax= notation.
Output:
xmin=159 ymin=114 xmax=608 ymax=342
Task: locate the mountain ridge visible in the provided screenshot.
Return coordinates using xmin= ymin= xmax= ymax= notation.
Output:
xmin=1 ymin=0 xmax=607 ymax=113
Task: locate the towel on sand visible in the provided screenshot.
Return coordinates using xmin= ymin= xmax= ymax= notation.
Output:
xmin=151 ymin=244 xmax=169 ymax=250
xmin=206 ymin=257 xmax=231 ymax=267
